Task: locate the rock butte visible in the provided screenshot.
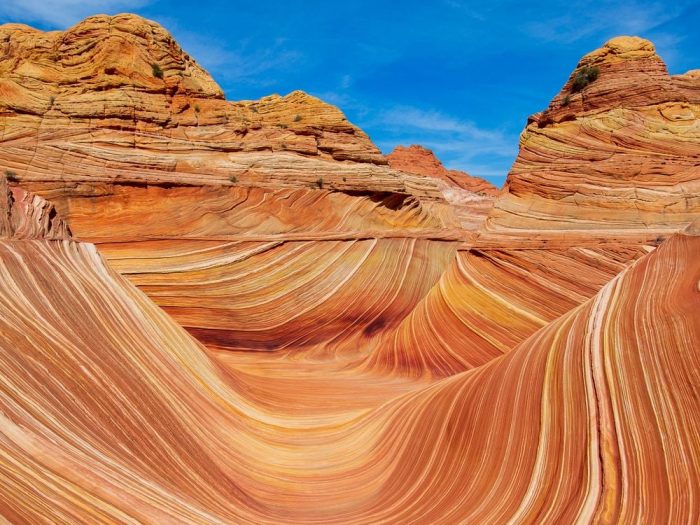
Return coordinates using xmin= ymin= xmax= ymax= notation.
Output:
xmin=0 ymin=15 xmax=698 ymax=523
xmin=387 ymin=144 xmax=499 ymax=230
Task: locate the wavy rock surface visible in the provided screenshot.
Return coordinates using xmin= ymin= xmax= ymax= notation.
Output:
xmin=352 ymin=229 xmax=700 ymax=523
xmin=0 ymin=173 xmax=71 ymax=239
xmin=0 ymin=15 xmax=699 ymax=523
xmin=383 ymin=35 xmax=700 ymax=375
xmin=0 ymin=222 xmax=696 ymax=523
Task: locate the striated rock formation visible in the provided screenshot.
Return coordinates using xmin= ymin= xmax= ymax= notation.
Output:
xmin=487 ymin=36 xmax=700 ymax=234
xmin=0 ymin=13 xmax=475 ymax=358
xmin=387 ymin=144 xmax=499 ymax=196
xmin=354 ymin=229 xmax=700 ymax=523
xmin=387 ymin=144 xmax=499 ymax=230
xmin=0 ymin=14 xmax=698 ymax=523
xmin=0 ymin=14 xmax=459 ymax=202
xmin=347 ymin=36 xmax=700 ymax=379
xmin=0 ymin=172 xmax=71 ymax=239
xmin=0 ymin=218 xmax=696 ymax=523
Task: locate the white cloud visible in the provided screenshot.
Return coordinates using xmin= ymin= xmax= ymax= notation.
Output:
xmin=0 ymin=0 xmax=150 ymax=28
xmin=362 ymin=105 xmax=518 ymax=180
xmin=157 ymin=26 xmax=302 ymax=92
xmin=524 ymin=1 xmax=691 ymax=44
xmin=339 ymin=74 xmax=352 ymax=89
xmin=369 ymin=106 xmax=513 ymax=155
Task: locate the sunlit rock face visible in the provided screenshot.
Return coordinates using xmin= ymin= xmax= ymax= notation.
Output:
xmin=0 ymin=13 xmax=470 ymax=355
xmin=487 ymin=36 xmax=700 ymax=234
xmin=387 ymin=144 xmax=499 ymax=231
xmin=0 ymin=15 xmax=698 ymax=523
xmin=0 ymin=213 xmax=697 ymax=523
xmin=358 ymin=37 xmax=700 ymax=378
xmin=0 ymin=13 xmax=460 ymax=198
xmin=387 ymin=144 xmax=499 ymax=196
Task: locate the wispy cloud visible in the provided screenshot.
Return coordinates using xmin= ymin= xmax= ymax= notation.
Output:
xmin=361 ymin=105 xmax=518 ymax=181
xmin=0 ymin=0 xmax=150 ymax=28
xmin=368 ymin=106 xmax=513 ymax=155
xmin=155 ymin=23 xmax=303 ymax=95
xmin=524 ymin=1 xmax=691 ymax=44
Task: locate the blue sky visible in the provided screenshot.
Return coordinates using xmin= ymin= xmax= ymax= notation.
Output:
xmin=1 ymin=1 xmax=698 ymax=187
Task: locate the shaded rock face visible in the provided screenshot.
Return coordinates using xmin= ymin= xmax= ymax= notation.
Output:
xmin=0 ymin=173 xmax=71 ymax=239
xmin=488 ymin=36 xmax=700 ymax=233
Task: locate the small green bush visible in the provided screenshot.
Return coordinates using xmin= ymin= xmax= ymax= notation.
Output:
xmin=229 ymin=175 xmax=238 ymax=184
xmin=48 ymin=95 xmax=56 ymax=107
xmin=586 ymin=67 xmax=599 ymax=82
xmin=315 ymin=177 xmax=323 ymax=189
xmin=293 ymin=114 xmax=302 ymax=122
xmin=194 ymin=104 xmax=201 ymax=113
xmin=4 ymin=169 xmax=17 ymax=182
xmin=571 ymin=66 xmax=599 ymax=93
xmin=562 ymin=94 xmax=571 ymax=107
xmin=151 ymin=63 xmax=164 ymax=79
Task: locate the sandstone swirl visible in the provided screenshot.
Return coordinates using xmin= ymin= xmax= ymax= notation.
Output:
xmin=0 ymin=15 xmax=699 ymax=523
xmin=0 ymin=203 xmax=697 ymax=523
xmin=365 ymin=36 xmax=700 ymax=376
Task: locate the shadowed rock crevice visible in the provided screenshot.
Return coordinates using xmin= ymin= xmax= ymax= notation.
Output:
xmin=0 ymin=173 xmax=71 ymax=239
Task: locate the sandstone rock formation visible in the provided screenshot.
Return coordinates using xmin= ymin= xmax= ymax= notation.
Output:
xmin=387 ymin=144 xmax=499 ymax=195
xmin=0 ymin=208 xmax=696 ymax=523
xmin=487 ymin=36 xmax=700 ymax=234
xmin=0 ymin=172 xmax=71 ymax=239
xmin=367 ymin=35 xmax=700 ymax=377
xmin=0 ymin=14 xmax=459 ymax=202
xmin=387 ymin=144 xmax=499 ymax=230
xmin=0 ymin=16 xmax=698 ymax=524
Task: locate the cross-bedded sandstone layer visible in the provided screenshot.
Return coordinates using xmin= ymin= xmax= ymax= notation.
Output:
xmin=0 ymin=216 xmax=697 ymax=523
xmin=487 ymin=36 xmax=700 ymax=234
xmin=0 ymin=172 xmax=70 ymax=239
xmin=387 ymin=144 xmax=499 ymax=231
xmin=0 ymin=15 xmax=698 ymax=523
xmin=0 ymin=14 xmax=459 ymax=202
xmin=387 ymin=144 xmax=499 ymax=196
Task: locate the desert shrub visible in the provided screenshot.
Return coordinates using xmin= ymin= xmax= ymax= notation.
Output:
xmin=571 ymin=66 xmax=599 ymax=93
xmin=293 ymin=114 xmax=302 ymax=122
xmin=4 ymin=169 xmax=17 ymax=181
xmin=562 ymin=94 xmax=571 ymax=107
xmin=151 ymin=63 xmax=164 ymax=79
xmin=315 ymin=177 xmax=323 ymax=189
xmin=194 ymin=104 xmax=201 ymax=113
xmin=229 ymin=175 xmax=238 ymax=184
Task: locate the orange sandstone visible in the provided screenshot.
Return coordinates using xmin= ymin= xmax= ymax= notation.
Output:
xmin=0 ymin=15 xmax=698 ymax=524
